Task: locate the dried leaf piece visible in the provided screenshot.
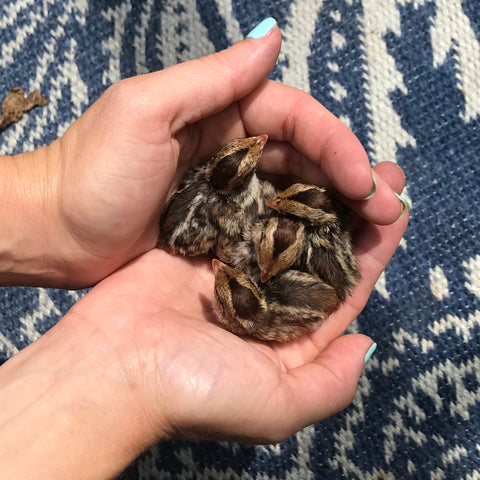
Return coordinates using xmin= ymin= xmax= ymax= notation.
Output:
xmin=0 ymin=87 xmax=48 ymax=129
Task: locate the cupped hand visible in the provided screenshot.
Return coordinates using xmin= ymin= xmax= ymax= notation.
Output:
xmin=49 ymin=24 xmax=402 ymax=287
xmin=0 ymin=161 xmax=407 ymax=477
xmin=45 ymin=160 xmax=407 ymax=451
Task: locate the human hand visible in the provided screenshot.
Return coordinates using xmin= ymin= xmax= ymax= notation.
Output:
xmin=3 ymin=19 xmax=404 ymax=288
xmin=0 ymin=159 xmax=407 ymax=478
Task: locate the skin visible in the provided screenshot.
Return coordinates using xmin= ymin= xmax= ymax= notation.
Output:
xmin=0 ymin=27 xmax=408 ymax=479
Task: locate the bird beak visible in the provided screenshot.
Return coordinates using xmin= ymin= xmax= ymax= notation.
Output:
xmin=212 ymin=259 xmax=227 ymax=275
xmin=260 ymin=271 xmax=272 ymax=283
xmin=266 ymin=197 xmax=279 ymax=209
xmin=255 ymin=134 xmax=268 ymax=147
xmin=260 ymin=271 xmax=273 ymax=283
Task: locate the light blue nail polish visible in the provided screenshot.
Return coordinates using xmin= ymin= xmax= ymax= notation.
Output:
xmin=395 ymin=193 xmax=410 ymax=219
xmin=364 ymin=343 xmax=377 ymax=365
xmin=362 ymin=171 xmax=377 ymax=200
xmin=246 ymin=17 xmax=277 ymax=39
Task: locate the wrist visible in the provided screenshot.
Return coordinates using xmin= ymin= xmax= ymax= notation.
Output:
xmin=0 ymin=315 xmax=163 ymax=479
xmin=0 ymin=141 xmax=85 ymax=287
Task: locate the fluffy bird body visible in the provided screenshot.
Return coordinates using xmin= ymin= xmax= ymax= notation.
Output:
xmin=266 ymin=183 xmax=360 ymax=301
xmin=226 ymin=214 xmax=305 ymax=284
xmin=159 ymin=135 xmax=269 ymax=256
xmin=159 ymin=136 xmax=359 ymax=341
xmin=159 ymin=176 xmax=217 ymax=255
xmin=212 ymin=260 xmax=339 ymax=342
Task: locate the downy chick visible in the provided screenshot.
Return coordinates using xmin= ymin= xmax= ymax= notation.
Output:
xmin=212 ymin=259 xmax=340 ymax=342
xmin=266 ymin=183 xmax=360 ymax=301
xmin=224 ymin=215 xmax=306 ymax=283
xmin=159 ymin=134 xmax=268 ymax=256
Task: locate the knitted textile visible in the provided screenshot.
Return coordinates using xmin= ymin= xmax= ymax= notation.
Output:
xmin=1 ymin=1 xmax=479 ymax=478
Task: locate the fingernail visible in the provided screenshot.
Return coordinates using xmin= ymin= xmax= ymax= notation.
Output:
xmin=395 ymin=193 xmax=410 ymax=220
xmin=246 ymin=17 xmax=277 ymax=39
xmin=362 ymin=171 xmax=377 ymax=200
xmin=364 ymin=343 xmax=377 ymax=365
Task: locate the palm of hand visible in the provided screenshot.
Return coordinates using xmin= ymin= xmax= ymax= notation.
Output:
xmin=65 ymin=248 xmax=364 ymax=443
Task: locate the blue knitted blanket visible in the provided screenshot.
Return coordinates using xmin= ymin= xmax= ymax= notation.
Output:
xmin=1 ymin=1 xmax=479 ymax=478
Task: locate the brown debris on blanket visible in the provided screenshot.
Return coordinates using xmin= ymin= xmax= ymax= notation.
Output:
xmin=0 ymin=87 xmax=47 ymax=129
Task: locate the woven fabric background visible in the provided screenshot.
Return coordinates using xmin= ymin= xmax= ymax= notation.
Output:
xmin=1 ymin=1 xmax=479 ymax=478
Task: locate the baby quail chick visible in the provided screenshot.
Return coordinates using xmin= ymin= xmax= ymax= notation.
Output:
xmin=212 ymin=259 xmax=268 ymax=337
xmin=159 ymin=134 xmax=268 ymax=256
xmin=206 ymin=134 xmax=272 ymax=247
xmin=212 ymin=259 xmax=340 ymax=342
xmin=266 ymin=183 xmax=338 ymax=225
xmin=253 ymin=216 xmax=306 ymax=282
xmin=225 ymin=215 xmax=306 ymax=283
xmin=266 ymin=183 xmax=360 ymax=301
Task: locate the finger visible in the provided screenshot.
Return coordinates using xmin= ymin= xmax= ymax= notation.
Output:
xmin=352 ymin=214 xmax=409 ymax=314
xmin=270 ymin=334 xmax=374 ymax=439
xmin=113 ymin=23 xmax=282 ymax=134
xmin=239 ymin=80 xmax=375 ymax=200
xmin=372 ymin=161 xmax=406 ymax=193
xmin=346 ymin=162 xmax=408 ymax=224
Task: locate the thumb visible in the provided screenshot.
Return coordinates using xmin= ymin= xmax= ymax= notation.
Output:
xmin=117 ymin=18 xmax=282 ymax=132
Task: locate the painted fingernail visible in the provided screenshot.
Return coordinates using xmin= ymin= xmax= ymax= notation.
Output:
xmin=364 ymin=343 xmax=377 ymax=365
xmin=362 ymin=171 xmax=377 ymax=200
xmin=246 ymin=17 xmax=277 ymax=39
xmin=395 ymin=193 xmax=410 ymax=220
